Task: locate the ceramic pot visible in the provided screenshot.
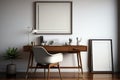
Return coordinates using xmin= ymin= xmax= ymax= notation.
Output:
xmin=6 ymin=64 xmax=16 ymax=75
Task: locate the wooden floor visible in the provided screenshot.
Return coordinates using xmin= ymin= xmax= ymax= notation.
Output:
xmin=0 ymin=72 xmax=120 ymax=80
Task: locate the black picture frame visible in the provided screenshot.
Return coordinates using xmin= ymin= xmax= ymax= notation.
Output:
xmin=89 ymin=39 xmax=113 ymax=73
xmin=35 ymin=1 xmax=72 ymax=35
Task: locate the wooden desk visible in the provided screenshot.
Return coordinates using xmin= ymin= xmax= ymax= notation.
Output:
xmin=24 ymin=45 xmax=87 ymax=53
xmin=23 ymin=45 xmax=87 ymax=78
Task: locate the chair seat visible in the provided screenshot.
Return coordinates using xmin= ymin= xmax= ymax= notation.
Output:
xmin=38 ymin=53 xmax=63 ymax=65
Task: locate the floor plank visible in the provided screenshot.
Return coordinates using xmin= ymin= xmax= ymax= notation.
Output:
xmin=0 ymin=72 xmax=120 ymax=80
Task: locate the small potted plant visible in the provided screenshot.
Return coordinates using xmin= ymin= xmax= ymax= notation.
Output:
xmin=3 ymin=47 xmax=20 ymax=76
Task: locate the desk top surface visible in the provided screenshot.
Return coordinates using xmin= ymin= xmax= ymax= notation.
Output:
xmin=23 ymin=45 xmax=87 ymax=53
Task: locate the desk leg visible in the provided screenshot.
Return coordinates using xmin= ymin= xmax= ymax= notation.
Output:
xmin=77 ymin=53 xmax=80 ymax=71
xmin=77 ymin=52 xmax=83 ymax=75
xmin=25 ymin=52 xmax=32 ymax=79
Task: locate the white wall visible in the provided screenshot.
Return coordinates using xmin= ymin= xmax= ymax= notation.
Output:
xmin=0 ymin=0 xmax=117 ymax=72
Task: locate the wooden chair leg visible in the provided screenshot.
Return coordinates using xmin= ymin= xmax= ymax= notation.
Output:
xmin=34 ymin=64 xmax=38 ymax=75
xmin=44 ymin=67 xmax=46 ymax=79
xmin=58 ymin=63 xmax=62 ymax=80
xmin=47 ymin=65 xmax=50 ymax=80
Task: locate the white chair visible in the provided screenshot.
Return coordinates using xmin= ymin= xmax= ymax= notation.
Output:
xmin=32 ymin=46 xmax=63 ymax=80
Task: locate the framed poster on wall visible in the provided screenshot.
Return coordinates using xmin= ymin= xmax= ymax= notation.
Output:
xmin=35 ymin=1 xmax=72 ymax=34
xmin=89 ymin=39 xmax=113 ymax=73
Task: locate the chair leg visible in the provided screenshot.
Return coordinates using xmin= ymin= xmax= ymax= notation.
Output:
xmin=58 ymin=63 xmax=62 ymax=80
xmin=44 ymin=67 xmax=46 ymax=79
xmin=34 ymin=64 xmax=38 ymax=75
xmin=47 ymin=65 xmax=50 ymax=80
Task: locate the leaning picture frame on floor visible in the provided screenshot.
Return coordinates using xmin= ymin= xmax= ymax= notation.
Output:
xmin=89 ymin=39 xmax=113 ymax=73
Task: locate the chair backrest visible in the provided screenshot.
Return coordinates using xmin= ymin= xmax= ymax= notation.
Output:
xmin=32 ymin=46 xmax=51 ymax=64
